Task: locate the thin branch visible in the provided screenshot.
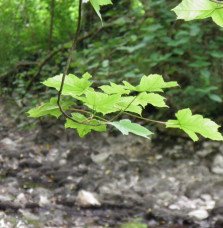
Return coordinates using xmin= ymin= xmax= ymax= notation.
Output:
xmin=123 ymin=112 xmax=166 ymax=125
xmin=56 ymin=0 xmax=103 ymax=127
xmin=109 ymin=95 xmax=139 ymax=122
xmin=57 ymin=0 xmax=83 ymax=124
xmin=24 ymin=28 xmax=104 ymax=94
xmin=70 ymin=108 xmax=108 ymax=122
xmin=0 ymin=61 xmax=37 ymax=80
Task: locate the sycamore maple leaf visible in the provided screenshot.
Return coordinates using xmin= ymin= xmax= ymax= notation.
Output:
xmin=166 ymin=108 xmax=223 ymax=141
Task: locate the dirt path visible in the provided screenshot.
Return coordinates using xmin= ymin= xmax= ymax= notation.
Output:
xmin=0 ymin=97 xmax=223 ymax=227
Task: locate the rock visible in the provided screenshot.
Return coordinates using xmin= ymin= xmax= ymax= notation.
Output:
xmin=91 ymin=152 xmax=111 ymax=164
xmin=0 ymin=137 xmax=17 ymax=150
xmin=156 ymin=191 xmax=176 ymax=206
xmin=0 ymin=195 xmax=12 ymax=202
xmin=212 ymin=154 xmax=223 ymax=174
xmin=169 ymin=204 xmax=180 ymax=210
xmin=200 ymin=194 xmax=215 ymax=210
xmin=30 ymin=187 xmax=52 ymax=207
xmin=59 ymin=159 xmax=67 ymax=166
xmin=168 ymin=194 xmax=215 ymax=216
xmin=39 ymin=195 xmax=50 ymax=207
xmin=46 ymin=148 xmax=60 ymax=162
xmin=14 ymin=193 xmax=27 ymax=207
xmin=196 ymin=142 xmax=216 ymax=157
xmin=19 ymin=209 xmax=39 ymax=221
xmin=188 ymin=209 xmax=209 ymax=220
xmin=0 ymin=219 xmax=13 ymax=228
xmin=76 ymin=190 xmax=101 ymax=207
xmin=197 ymin=149 xmax=213 ymax=157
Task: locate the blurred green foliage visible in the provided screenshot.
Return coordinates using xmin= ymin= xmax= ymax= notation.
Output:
xmin=0 ymin=0 xmax=222 ymax=117
xmin=0 ymin=0 xmax=78 ymax=72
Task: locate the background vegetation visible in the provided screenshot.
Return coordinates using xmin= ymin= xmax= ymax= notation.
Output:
xmin=0 ymin=0 xmax=222 ymax=121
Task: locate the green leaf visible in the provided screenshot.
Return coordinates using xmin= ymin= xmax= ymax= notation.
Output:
xmin=113 ymin=92 xmax=167 ymax=115
xmin=43 ymin=72 xmax=93 ymax=97
xmin=110 ymin=119 xmax=153 ymax=138
xmin=123 ymin=74 xmax=178 ymax=92
xmin=209 ymin=94 xmax=222 ymax=103
xmin=90 ymin=0 xmax=112 ymax=21
xmin=172 ymin=0 xmax=223 ymax=27
xmin=114 ymin=92 xmax=167 ymax=115
xmin=82 ymin=91 xmax=121 ymax=115
xmin=115 ymin=96 xmax=142 ymax=115
xmin=212 ymin=8 xmax=223 ymax=27
xmin=65 ymin=113 xmax=106 ymax=137
xmin=27 ymin=98 xmax=73 ymax=118
xmin=100 ymin=82 xmax=130 ymax=95
xmin=137 ymin=92 xmax=168 ymax=108
xmin=166 ymin=108 xmax=223 ymax=141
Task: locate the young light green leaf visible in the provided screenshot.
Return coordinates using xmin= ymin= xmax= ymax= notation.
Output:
xmin=137 ymin=92 xmax=168 ymax=108
xmin=137 ymin=75 xmax=179 ymax=92
xmin=115 ymin=96 xmax=142 ymax=115
xmin=65 ymin=113 xmax=106 ymax=137
xmin=27 ymin=98 xmax=73 ymax=118
xmin=110 ymin=119 xmax=153 ymax=138
xmin=166 ymin=108 xmax=223 ymax=141
xmin=100 ymin=82 xmax=130 ymax=95
xmin=212 ymin=8 xmax=223 ymax=27
xmin=172 ymin=0 xmax=223 ymax=27
xmin=43 ymin=72 xmax=93 ymax=97
xmin=90 ymin=0 xmax=112 ymax=21
xmin=82 ymin=91 xmax=121 ymax=115
xmin=122 ymin=81 xmax=136 ymax=91
xmin=123 ymin=74 xmax=178 ymax=92
xmin=114 ymin=93 xmax=167 ymax=115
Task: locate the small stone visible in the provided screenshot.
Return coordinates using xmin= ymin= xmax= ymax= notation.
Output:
xmin=91 ymin=152 xmax=111 ymax=164
xmin=19 ymin=209 xmax=39 ymax=221
xmin=188 ymin=209 xmax=209 ymax=220
xmin=169 ymin=204 xmax=180 ymax=210
xmin=155 ymin=155 xmax=163 ymax=160
xmin=212 ymin=154 xmax=223 ymax=174
xmin=59 ymin=159 xmax=67 ymax=166
xmin=0 ymin=195 xmax=12 ymax=202
xmin=76 ymin=190 xmax=101 ymax=207
xmin=200 ymin=194 xmax=211 ymax=201
xmin=0 ymin=219 xmax=12 ymax=228
xmin=14 ymin=193 xmax=27 ymax=206
xmin=197 ymin=149 xmax=213 ymax=157
xmin=39 ymin=195 xmax=50 ymax=207
xmin=0 ymin=138 xmax=17 ymax=150
xmin=200 ymin=194 xmax=215 ymax=210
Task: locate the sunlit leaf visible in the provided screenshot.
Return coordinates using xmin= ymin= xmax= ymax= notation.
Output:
xmin=123 ymin=74 xmax=178 ymax=92
xmin=115 ymin=96 xmax=142 ymax=115
xmin=110 ymin=119 xmax=153 ymax=138
xmin=166 ymin=108 xmax=223 ymax=141
xmin=172 ymin=0 xmax=223 ymax=27
xmin=100 ymin=82 xmax=130 ymax=95
xmin=27 ymin=98 xmax=73 ymax=118
xmin=137 ymin=92 xmax=168 ymax=108
xmin=43 ymin=72 xmax=93 ymax=97
xmin=82 ymin=91 xmax=121 ymax=115
xmin=114 ymin=92 xmax=167 ymax=115
xmin=65 ymin=113 xmax=106 ymax=137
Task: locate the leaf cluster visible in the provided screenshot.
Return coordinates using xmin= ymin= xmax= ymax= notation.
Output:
xmin=28 ymin=73 xmax=223 ymax=141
